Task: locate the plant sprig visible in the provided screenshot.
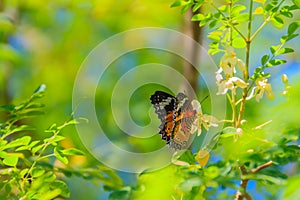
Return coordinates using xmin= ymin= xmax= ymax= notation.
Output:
xmin=170 ymin=0 xmax=300 ymax=199
xmin=0 ymin=85 xmax=124 ymax=199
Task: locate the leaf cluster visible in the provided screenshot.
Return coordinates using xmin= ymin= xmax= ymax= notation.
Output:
xmin=0 ymin=85 xmax=123 ymax=199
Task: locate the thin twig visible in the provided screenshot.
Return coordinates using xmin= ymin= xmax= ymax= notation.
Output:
xmin=250 ymin=161 xmax=274 ymax=174
xmin=235 ymin=161 xmax=274 ymax=200
xmin=210 ymin=2 xmax=246 ymax=41
xmin=252 ymin=120 xmax=273 ymax=130
xmin=250 ymin=16 xmax=271 ymax=41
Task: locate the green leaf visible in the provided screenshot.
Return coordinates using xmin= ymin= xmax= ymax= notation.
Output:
xmin=208 ymin=41 xmax=221 ymax=55
xmin=204 ymin=166 xmax=220 ymax=179
xmin=43 ymin=135 xmax=63 ymax=146
xmin=179 ymin=177 xmax=202 ymax=192
xmin=3 ymin=136 xmax=31 ymax=149
xmin=232 ymin=37 xmax=246 ymax=48
xmin=235 ymin=13 xmax=249 ymax=23
xmin=208 ymin=20 xmax=218 ymax=29
xmin=271 ymin=5 xmax=280 ymax=13
xmin=181 ymin=3 xmax=193 ymax=14
xmin=214 ymin=12 xmax=221 ymax=19
xmin=267 ymin=59 xmax=286 ymax=67
xmin=0 ymin=182 xmax=5 ymax=191
xmin=271 ymin=16 xmax=284 ymax=28
xmin=270 ymin=45 xmax=280 ymax=54
xmin=96 ymin=166 xmax=123 ymax=189
xmin=191 ymin=13 xmax=205 ymax=21
xmin=292 ymin=0 xmax=300 ymax=8
xmin=199 ymin=13 xmax=213 ymax=27
xmin=172 ymin=150 xmax=195 ymax=165
xmin=244 ymin=174 xmax=285 ymax=185
xmin=222 ymin=127 xmax=237 ymax=134
xmin=261 ymin=54 xmax=270 ymax=65
xmin=50 ymin=180 xmax=70 ymax=198
xmin=193 ymin=3 xmax=203 ymax=12
xmin=0 ymin=104 xmax=15 ymax=112
xmin=5 ymin=183 xmax=12 ymax=194
xmin=231 ymin=5 xmax=246 ymax=15
xmin=275 ymin=48 xmax=294 ymax=56
xmin=45 ymin=123 xmax=58 ymax=133
xmin=54 ymin=148 xmax=68 ymax=164
xmin=109 ymin=187 xmax=131 ymax=200
xmin=286 ymin=33 xmax=299 ymax=42
xmin=265 ymin=0 xmax=277 ymax=11
xmin=66 ymin=117 xmax=88 ymax=125
xmin=280 ymin=8 xmax=293 ymax=18
xmin=15 ymin=145 xmax=30 ymax=151
xmin=0 ymin=151 xmax=7 ymax=158
xmin=288 ymin=21 xmax=300 ymax=35
xmin=42 ymin=189 xmax=62 ymax=200
xmin=14 ymin=103 xmax=26 ymax=111
xmin=208 ymin=31 xmax=222 ymax=41
xmin=220 ymin=127 xmax=236 ymax=138
xmin=32 ymin=168 xmax=45 ymax=178
xmin=285 ymin=145 xmax=300 ymax=151
xmin=170 ymin=0 xmax=190 ymax=8
xmin=281 ymin=33 xmax=299 ymax=43
xmin=43 ymin=171 xmax=57 ymax=182
xmin=32 ymin=144 xmax=44 ymax=154
xmin=0 ymin=139 xmax=8 ymax=146
xmin=218 ymin=5 xmax=227 ymax=12
xmin=192 ymin=1 xmax=204 ymax=12
xmin=9 ymin=125 xmax=35 ymax=135
xmin=20 ymin=168 xmax=29 ymax=177
xmin=61 ymin=148 xmax=84 ymax=156
xmin=29 ymin=140 xmax=40 ymax=148
xmin=3 ymin=154 xmax=19 ymax=167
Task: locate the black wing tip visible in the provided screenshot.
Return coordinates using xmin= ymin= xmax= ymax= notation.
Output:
xmin=150 ymin=90 xmax=174 ymax=103
xmin=152 ymin=90 xmax=174 ymax=96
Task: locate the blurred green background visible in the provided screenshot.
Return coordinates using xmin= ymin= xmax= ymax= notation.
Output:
xmin=1 ymin=0 xmax=184 ymax=199
xmin=1 ymin=0 xmax=300 ymax=199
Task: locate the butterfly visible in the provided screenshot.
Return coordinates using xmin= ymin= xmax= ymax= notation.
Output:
xmin=150 ymin=91 xmax=197 ymax=150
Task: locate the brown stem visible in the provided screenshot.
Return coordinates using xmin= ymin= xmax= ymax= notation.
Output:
xmin=235 ymin=161 xmax=274 ymax=200
xmin=250 ymin=161 xmax=274 ymax=174
xmin=235 ymin=165 xmax=251 ymax=200
xmin=236 ymin=0 xmax=253 ymax=127
xmin=236 ymin=79 xmax=248 ymax=126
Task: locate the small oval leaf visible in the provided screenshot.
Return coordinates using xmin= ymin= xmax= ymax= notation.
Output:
xmin=3 ymin=155 xmax=19 ymax=167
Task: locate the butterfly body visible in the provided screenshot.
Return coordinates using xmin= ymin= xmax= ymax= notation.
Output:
xmin=150 ymin=91 xmax=197 ymax=150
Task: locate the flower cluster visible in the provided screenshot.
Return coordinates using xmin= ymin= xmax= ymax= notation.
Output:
xmin=247 ymin=78 xmax=274 ymax=102
xmin=191 ymin=100 xmax=218 ymax=136
xmin=215 ymin=47 xmax=248 ymax=95
xmin=215 ymin=47 xmax=274 ymax=102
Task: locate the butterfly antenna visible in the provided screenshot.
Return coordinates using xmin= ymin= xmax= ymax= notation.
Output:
xmin=200 ymin=95 xmax=209 ymax=104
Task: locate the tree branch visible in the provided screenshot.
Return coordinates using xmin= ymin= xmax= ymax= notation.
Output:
xmin=250 ymin=161 xmax=274 ymax=174
xmin=235 ymin=165 xmax=251 ymax=200
xmin=235 ymin=161 xmax=274 ymax=200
